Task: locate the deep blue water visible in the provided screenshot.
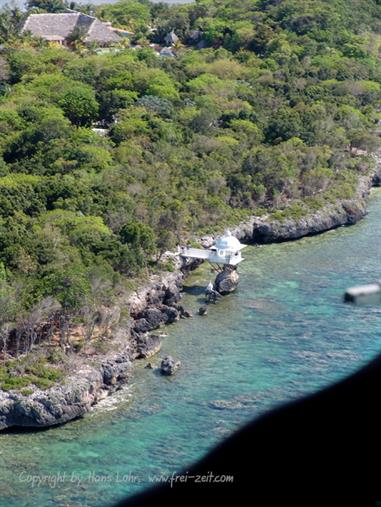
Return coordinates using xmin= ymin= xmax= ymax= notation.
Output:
xmin=0 ymin=190 xmax=380 ymax=507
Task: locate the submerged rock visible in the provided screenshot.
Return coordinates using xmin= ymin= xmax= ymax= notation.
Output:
xmin=180 ymin=310 xmax=193 ymax=319
xmin=205 ymin=286 xmax=221 ymax=304
xmin=209 ymin=399 xmax=245 ymax=410
xmin=160 ymin=356 xmax=181 ymax=376
xmin=199 ymin=306 xmax=208 ymax=316
xmin=214 ymin=267 xmax=240 ymax=295
xmin=209 ymin=394 xmax=260 ymax=411
xmin=177 ymin=305 xmax=193 ymax=318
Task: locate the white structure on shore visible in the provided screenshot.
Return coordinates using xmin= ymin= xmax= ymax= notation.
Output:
xmin=180 ymin=230 xmax=247 ymax=268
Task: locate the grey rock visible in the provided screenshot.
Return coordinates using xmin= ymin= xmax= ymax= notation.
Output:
xmin=136 ymin=334 xmax=162 ymax=359
xmin=0 ymin=381 xmax=94 ymax=430
xmin=214 ymin=268 xmax=240 ymax=295
xmin=129 ymin=272 xmax=184 ymax=317
xmin=102 ymin=364 xmax=116 ymax=385
xmin=0 ymin=355 xmax=131 ymax=430
xmin=164 ymin=285 xmax=182 ymax=306
xmin=133 ymin=318 xmax=151 ymax=334
xmin=199 ymin=306 xmax=208 ymax=316
xmin=372 ymin=172 xmax=381 ymax=187
xmin=136 ymin=305 xmax=179 ymax=331
xmin=178 ymin=305 xmax=193 ymax=318
xmin=139 ymin=307 xmax=165 ymax=329
xmin=159 ymin=305 xmax=180 ymax=324
xmin=205 ymin=287 xmax=221 ymax=303
xmin=175 ymin=305 xmax=192 ymax=318
xmin=102 ymin=359 xmax=130 ymax=386
xmin=160 ymin=356 xmax=181 ymax=376
xmin=250 ymin=174 xmax=376 ymax=245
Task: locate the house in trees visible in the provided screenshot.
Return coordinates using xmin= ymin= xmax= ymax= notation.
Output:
xmin=22 ymin=12 xmax=121 ymax=47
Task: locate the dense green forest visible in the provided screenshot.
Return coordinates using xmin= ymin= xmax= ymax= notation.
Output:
xmin=0 ymin=0 xmax=380 ymax=359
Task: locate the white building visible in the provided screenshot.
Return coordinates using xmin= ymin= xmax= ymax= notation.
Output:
xmin=180 ymin=230 xmax=246 ymax=267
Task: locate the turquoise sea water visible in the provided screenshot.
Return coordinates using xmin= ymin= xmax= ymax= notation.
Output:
xmin=1 ymin=190 xmax=381 ymax=507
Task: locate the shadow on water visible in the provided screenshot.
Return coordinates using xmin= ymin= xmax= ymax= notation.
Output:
xmin=2 ymin=416 xmax=84 ymax=435
xmin=182 ymin=285 xmax=206 ymax=296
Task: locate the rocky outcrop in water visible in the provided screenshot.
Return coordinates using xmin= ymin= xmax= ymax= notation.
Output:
xmin=214 ymin=267 xmax=240 ymax=295
xmin=178 ymin=305 xmax=193 ymax=319
xmin=160 ymin=356 xmax=181 ymax=376
xmin=0 ymin=353 xmax=131 ymax=430
xmin=205 ymin=290 xmax=220 ymax=303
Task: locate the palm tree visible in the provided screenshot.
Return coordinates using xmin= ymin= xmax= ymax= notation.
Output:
xmin=65 ymin=26 xmax=87 ymax=50
xmin=0 ymin=6 xmax=25 ymax=43
xmin=27 ymin=0 xmax=67 ymax=14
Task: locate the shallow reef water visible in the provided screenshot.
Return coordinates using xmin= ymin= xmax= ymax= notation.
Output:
xmin=1 ymin=190 xmax=381 ymax=507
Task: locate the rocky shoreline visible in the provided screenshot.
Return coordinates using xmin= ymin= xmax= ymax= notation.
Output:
xmin=0 ymin=271 xmax=186 ymax=430
xmin=1 ymin=161 xmax=380 ymax=430
xmin=221 ymin=166 xmax=381 ymax=246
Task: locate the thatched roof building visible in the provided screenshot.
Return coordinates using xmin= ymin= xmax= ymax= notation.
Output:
xmin=22 ymin=12 xmax=121 ymax=46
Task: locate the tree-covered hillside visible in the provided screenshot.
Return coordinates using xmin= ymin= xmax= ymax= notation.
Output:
xmin=0 ymin=0 xmax=380 ymax=356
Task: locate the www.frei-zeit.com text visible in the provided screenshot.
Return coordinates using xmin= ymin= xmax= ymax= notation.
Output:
xmin=18 ymin=471 xmax=234 ymax=489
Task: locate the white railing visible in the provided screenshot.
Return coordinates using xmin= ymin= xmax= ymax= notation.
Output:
xmin=180 ymin=248 xmax=243 ymax=265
